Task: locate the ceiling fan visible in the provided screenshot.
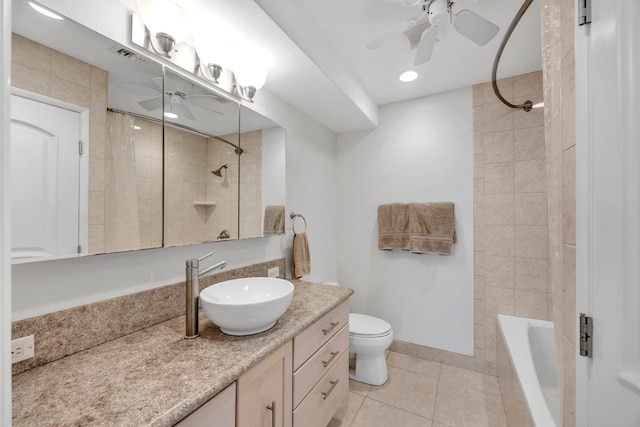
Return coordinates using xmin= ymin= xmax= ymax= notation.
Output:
xmin=367 ymin=0 xmax=500 ymax=65
xmin=117 ymin=75 xmax=226 ymax=120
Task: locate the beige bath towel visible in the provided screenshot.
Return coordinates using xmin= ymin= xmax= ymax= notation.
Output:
xmin=263 ymin=205 xmax=285 ymax=236
xmin=377 ymin=203 xmax=411 ymax=251
xmin=408 ymin=202 xmax=456 ymax=255
xmin=291 ymin=232 xmax=311 ymax=278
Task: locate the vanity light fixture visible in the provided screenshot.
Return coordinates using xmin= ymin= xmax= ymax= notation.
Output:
xmin=196 ymin=28 xmax=233 ymax=85
xmin=137 ymin=0 xmax=190 ymax=58
xmin=399 ymin=70 xmax=418 ymax=82
xmin=233 ymin=46 xmax=269 ymax=101
xmin=28 ymin=2 xmax=64 ymax=20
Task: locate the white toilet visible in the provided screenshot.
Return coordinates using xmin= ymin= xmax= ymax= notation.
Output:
xmin=323 ymin=282 xmax=394 ymax=386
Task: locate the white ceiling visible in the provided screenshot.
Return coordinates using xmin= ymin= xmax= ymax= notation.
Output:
xmin=252 ymin=0 xmax=543 ymax=132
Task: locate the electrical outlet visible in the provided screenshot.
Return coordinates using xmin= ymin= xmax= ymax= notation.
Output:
xmin=268 ymin=266 xmax=280 ymax=278
xmin=11 ymin=335 xmax=35 ymax=364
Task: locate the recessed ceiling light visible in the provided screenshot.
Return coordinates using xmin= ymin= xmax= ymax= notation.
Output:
xmin=164 ymin=112 xmax=178 ymax=119
xmin=399 ymin=70 xmax=418 ymax=82
xmin=28 ymin=2 xmax=64 ymax=20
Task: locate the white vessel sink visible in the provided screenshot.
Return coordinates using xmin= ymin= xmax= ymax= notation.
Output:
xmin=200 ymin=277 xmax=294 ymax=336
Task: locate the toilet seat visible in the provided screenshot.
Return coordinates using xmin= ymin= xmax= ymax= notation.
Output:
xmin=349 ymin=313 xmax=392 ymax=338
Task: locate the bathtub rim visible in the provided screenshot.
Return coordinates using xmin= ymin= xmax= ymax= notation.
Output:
xmin=497 ymin=314 xmax=559 ymax=427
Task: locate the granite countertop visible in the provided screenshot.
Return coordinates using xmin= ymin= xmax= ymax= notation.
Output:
xmin=12 ymin=281 xmax=353 ymax=427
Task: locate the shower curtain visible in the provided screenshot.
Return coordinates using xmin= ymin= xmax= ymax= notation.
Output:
xmin=105 ymin=111 xmax=141 ymax=252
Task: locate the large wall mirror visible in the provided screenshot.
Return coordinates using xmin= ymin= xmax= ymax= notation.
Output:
xmin=9 ymin=0 xmax=286 ymax=264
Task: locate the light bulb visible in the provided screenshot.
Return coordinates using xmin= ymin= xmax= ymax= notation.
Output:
xmin=233 ymin=48 xmax=268 ymax=91
xmin=137 ymin=0 xmax=190 ymax=44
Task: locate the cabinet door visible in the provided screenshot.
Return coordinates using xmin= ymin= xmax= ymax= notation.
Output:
xmin=237 ymin=341 xmax=292 ymax=427
xmin=175 ymin=382 xmax=235 ymax=427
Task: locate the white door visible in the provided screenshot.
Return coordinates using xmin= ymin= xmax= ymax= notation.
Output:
xmin=10 ymin=94 xmax=81 ymax=262
xmin=576 ymin=0 xmax=640 ymax=425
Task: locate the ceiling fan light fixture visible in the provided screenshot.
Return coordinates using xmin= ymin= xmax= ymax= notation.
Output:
xmin=164 ymin=111 xmax=178 ymax=119
xmin=28 ymin=2 xmax=64 ymax=20
xmin=399 ymin=70 xmax=418 ymax=82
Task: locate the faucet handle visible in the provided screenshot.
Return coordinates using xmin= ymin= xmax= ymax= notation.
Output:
xmin=198 ymin=252 xmax=215 ymax=262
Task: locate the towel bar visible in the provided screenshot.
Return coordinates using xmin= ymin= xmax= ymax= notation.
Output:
xmin=290 ymin=212 xmax=307 ymax=234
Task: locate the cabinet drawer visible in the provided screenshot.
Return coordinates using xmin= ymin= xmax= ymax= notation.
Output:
xmin=293 ymin=325 xmax=348 ymax=408
xmin=293 ymin=301 xmax=349 ymax=370
xmin=293 ymin=351 xmax=348 ymax=427
xmin=175 ymin=382 xmax=235 ymax=427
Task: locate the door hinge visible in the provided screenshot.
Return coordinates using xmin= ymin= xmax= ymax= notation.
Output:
xmin=579 ymin=313 xmax=593 ymax=357
xmin=79 ymin=140 xmax=83 ymax=155
xmin=578 ymin=0 xmax=591 ymax=26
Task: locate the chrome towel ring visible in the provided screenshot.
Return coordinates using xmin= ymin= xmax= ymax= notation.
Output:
xmin=290 ymin=212 xmax=307 ymax=234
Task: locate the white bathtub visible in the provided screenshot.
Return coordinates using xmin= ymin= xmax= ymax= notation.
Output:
xmin=497 ymin=314 xmax=561 ymax=427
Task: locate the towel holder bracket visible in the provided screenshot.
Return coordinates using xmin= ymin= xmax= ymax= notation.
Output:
xmin=290 ymin=211 xmax=307 ymax=234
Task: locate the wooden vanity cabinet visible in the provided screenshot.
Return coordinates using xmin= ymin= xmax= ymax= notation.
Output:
xmin=237 ymin=341 xmax=293 ymax=427
xmin=175 ymin=382 xmax=236 ymax=427
xmin=292 ymin=301 xmax=350 ymax=427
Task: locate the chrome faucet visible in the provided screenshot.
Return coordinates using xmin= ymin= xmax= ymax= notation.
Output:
xmin=185 ymin=252 xmax=226 ymax=339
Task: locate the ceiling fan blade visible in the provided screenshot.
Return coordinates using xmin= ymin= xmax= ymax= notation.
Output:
xmin=151 ymin=76 xmax=163 ymax=90
xmin=117 ymin=81 xmax=161 ymax=97
xmin=453 ymin=9 xmax=499 ymax=46
xmin=414 ymin=27 xmax=437 ymax=65
xmin=367 ymin=20 xmax=415 ymax=50
xmin=178 ymin=104 xmax=196 ymax=121
xmin=189 ymin=97 xmax=224 ymax=115
xmin=138 ymin=96 xmax=163 ymax=111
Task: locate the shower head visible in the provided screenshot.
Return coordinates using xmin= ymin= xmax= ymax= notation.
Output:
xmin=211 ymin=164 xmax=228 ymax=177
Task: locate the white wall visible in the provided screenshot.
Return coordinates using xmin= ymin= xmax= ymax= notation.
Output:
xmin=336 ymin=88 xmax=474 ymax=355
xmin=10 ymin=0 xmax=339 ymax=320
xmin=262 ymin=126 xmax=286 ymax=211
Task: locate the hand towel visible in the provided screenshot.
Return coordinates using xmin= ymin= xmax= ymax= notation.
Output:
xmin=408 ymin=202 xmax=456 ymax=255
xmin=263 ymin=205 xmax=285 ymax=236
xmin=291 ymin=232 xmax=311 ymax=278
xmin=377 ymin=203 xmax=411 ymax=251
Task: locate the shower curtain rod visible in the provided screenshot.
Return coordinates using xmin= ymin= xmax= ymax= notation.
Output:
xmin=106 ymin=107 xmax=243 ymax=155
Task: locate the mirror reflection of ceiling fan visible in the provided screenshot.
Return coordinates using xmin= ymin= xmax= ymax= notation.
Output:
xmin=117 ymin=75 xmax=228 ymax=120
xmin=368 ymin=0 xmax=500 ymax=65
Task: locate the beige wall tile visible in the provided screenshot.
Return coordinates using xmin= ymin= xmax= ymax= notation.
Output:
xmin=514 ymin=95 xmax=545 ymax=129
xmin=11 ymin=34 xmax=50 ymax=74
xmin=51 ymin=50 xmax=91 ymax=87
xmin=475 ymin=323 xmax=485 ymax=349
xmin=515 ymin=225 xmax=548 ymax=259
xmin=515 ymin=290 xmax=548 ymax=320
xmin=11 ymin=62 xmax=50 ymax=95
xmin=89 ymin=157 xmax=105 ymax=192
xmin=474 ymin=178 xmax=485 ymax=203
xmin=89 ymin=191 xmax=105 ymax=225
xmin=485 ymin=256 xmax=515 ymax=289
xmin=474 ymin=131 xmax=484 ymax=154
xmin=484 ymin=130 xmax=514 ymax=163
xmin=474 ymin=300 xmax=485 ymax=324
xmin=514 ymin=126 xmax=545 ymax=161
xmin=473 ymin=105 xmax=484 ymax=132
xmin=514 ymin=192 xmax=547 ymax=225
xmin=562 ymin=336 xmax=576 ymax=427
xmin=474 ymin=154 xmax=485 ymax=178
xmin=475 ymin=275 xmax=485 ymax=300
xmin=514 ymin=159 xmax=546 ymax=193
xmin=90 ymin=124 xmax=106 ymax=159
xmin=90 ymin=66 xmax=108 ymax=92
xmin=485 ymin=287 xmax=515 ymax=317
xmin=484 ymin=101 xmax=514 ymax=133
xmin=50 ymin=77 xmax=90 ymax=107
xmin=560 ymin=0 xmax=575 ymax=60
xmin=475 ymin=226 xmax=485 ymax=252
xmin=484 ymin=194 xmax=514 ymax=225
xmin=514 ymin=71 xmax=543 ymax=98
xmin=484 ymin=315 xmax=498 ymax=349
xmin=474 ymin=202 xmax=484 ymax=226
xmin=484 ymin=225 xmax=514 ymax=257
xmin=562 ymin=50 xmax=576 ymax=151
xmin=485 ymin=163 xmax=514 ymax=194
xmin=88 ymin=224 xmax=104 ymax=255
xmin=473 ymin=84 xmax=484 ymax=106
xmin=515 ymin=257 xmax=548 ymax=292
xmin=563 ymin=146 xmax=576 ymax=245
xmin=563 ymin=244 xmax=577 ymax=344
xmin=484 ymin=77 xmax=514 ymax=102
xmin=90 ymin=90 xmax=107 ymax=127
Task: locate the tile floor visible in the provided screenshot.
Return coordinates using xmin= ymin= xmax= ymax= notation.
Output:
xmin=329 ymin=351 xmax=508 ymax=427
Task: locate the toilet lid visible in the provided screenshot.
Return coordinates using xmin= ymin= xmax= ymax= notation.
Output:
xmin=349 ymin=313 xmax=392 ymax=337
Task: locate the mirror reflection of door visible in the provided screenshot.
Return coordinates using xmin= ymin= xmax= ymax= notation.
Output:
xmin=10 ymin=93 xmax=85 ymax=263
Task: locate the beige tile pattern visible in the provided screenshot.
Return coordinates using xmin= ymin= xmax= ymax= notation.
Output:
xmin=330 ymin=352 xmax=507 ymax=427
xmin=472 ymin=71 xmax=549 ymax=380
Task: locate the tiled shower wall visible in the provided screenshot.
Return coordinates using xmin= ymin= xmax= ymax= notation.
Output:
xmin=541 ymin=0 xmax=576 ymax=425
xmin=473 ymin=71 xmax=548 ymax=368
